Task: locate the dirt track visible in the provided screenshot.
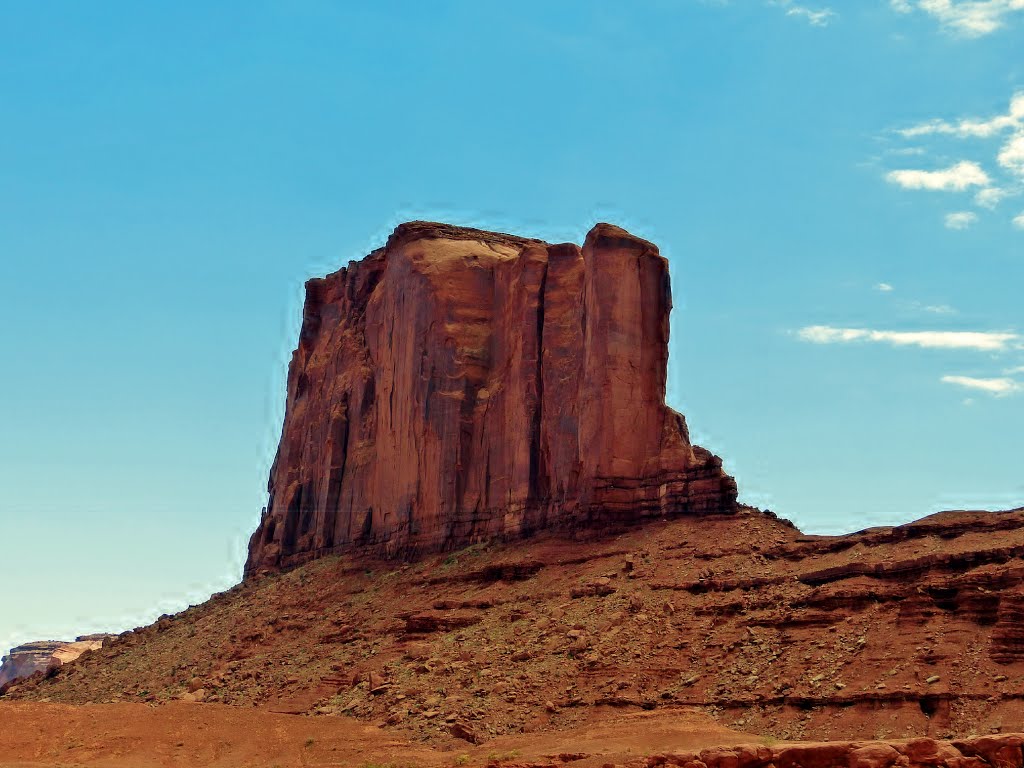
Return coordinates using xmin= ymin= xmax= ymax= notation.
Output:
xmin=0 ymin=701 xmax=749 ymax=767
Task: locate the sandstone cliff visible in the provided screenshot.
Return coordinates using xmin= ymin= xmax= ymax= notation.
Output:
xmin=0 ymin=635 xmax=110 ymax=688
xmin=246 ymin=222 xmax=737 ymax=574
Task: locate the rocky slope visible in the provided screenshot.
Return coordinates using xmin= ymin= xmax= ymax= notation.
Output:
xmin=0 ymin=635 xmax=111 ymax=687
xmin=246 ymin=221 xmax=737 ymax=574
xmin=9 ymin=507 xmax=1024 ymax=749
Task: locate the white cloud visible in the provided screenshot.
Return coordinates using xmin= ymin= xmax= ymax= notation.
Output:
xmin=897 ymin=121 xmax=948 ymax=139
xmin=945 ymin=211 xmax=979 ymax=229
xmin=1004 ymin=365 xmax=1024 ymax=374
xmin=875 ymin=282 xmax=895 ymax=292
xmin=798 ymin=325 xmax=1018 ymax=351
xmin=769 ymin=0 xmax=837 ymax=25
xmin=892 ymin=0 xmax=1024 ymax=38
xmin=898 ymin=93 xmax=1024 ymax=139
xmin=975 ymin=186 xmax=1009 ymax=208
xmin=886 ymin=161 xmax=990 ymax=190
xmin=998 ymin=132 xmax=1024 ymax=175
xmin=900 ymin=118 xmax=1006 ymax=139
xmin=887 ymin=94 xmax=1024 ymax=226
xmin=941 ymin=375 xmax=1022 ymax=395
xmin=786 ymin=5 xmax=836 ymax=25
xmin=1014 ymin=211 xmax=1024 ymax=229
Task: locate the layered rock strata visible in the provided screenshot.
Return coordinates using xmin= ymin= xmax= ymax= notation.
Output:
xmin=246 ymin=222 xmax=737 ymax=574
xmin=0 ymin=636 xmax=110 ymax=688
xmin=613 ymin=734 xmax=1024 ymax=768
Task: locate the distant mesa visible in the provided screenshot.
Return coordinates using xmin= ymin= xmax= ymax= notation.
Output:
xmin=0 ymin=635 xmax=113 ymax=688
xmin=246 ymin=222 xmax=738 ymax=574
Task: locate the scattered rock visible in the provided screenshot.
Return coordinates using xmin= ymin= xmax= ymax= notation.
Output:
xmin=448 ymin=721 xmax=480 ymax=744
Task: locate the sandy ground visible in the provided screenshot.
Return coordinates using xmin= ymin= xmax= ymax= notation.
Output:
xmin=0 ymin=701 xmax=752 ymax=768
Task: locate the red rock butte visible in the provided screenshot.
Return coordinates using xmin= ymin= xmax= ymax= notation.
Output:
xmin=245 ymin=222 xmax=738 ymax=575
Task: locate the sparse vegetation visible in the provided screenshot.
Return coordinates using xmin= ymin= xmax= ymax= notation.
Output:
xmin=484 ymin=750 xmax=520 ymax=763
xmin=440 ymin=541 xmax=488 ymax=569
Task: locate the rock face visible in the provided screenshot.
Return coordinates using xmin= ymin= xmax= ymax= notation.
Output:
xmin=637 ymin=735 xmax=1024 ymax=768
xmin=0 ymin=636 xmax=110 ymax=688
xmin=246 ymin=222 xmax=737 ymax=574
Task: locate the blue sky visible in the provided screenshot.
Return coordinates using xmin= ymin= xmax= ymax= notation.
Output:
xmin=1 ymin=1 xmax=1022 ymax=656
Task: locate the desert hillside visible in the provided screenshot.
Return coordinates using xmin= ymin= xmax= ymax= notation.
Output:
xmin=9 ymin=505 xmax=1024 ymax=752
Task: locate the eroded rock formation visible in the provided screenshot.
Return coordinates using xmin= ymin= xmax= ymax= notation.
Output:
xmin=627 ymin=735 xmax=1024 ymax=768
xmin=246 ymin=222 xmax=737 ymax=573
xmin=0 ymin=636 xmax=110 ymax=688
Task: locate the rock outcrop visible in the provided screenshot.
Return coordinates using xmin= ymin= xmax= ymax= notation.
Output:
xmin=612 ymin=734 xmax=1024 ymax=768
xmin=246 ymin=222 xmax=737 ymax=574
xmin=0 ymin=636 xmax=110 ymax=688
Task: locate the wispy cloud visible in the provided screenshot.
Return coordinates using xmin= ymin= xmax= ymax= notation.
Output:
xmin=873 ymin=283 xmax=958 ymax=314
xmin=975 ymin=186 xmax=1009 ymax=208
xmin=797 ymin=325 xmax=1018 ymax=351
xmin=897 ymin=92 xmax=1024 ymax=138
xmin=892 ymin=0 xmax=1024 ymax=38
xmin=919 ymin=303 xmax=958 ymax=314
xmin=945 ymin=210 xmax=979 ymax=229
xmin=941 ymin=375 xmax=1022 ymax=395
xmin=767 ymin=0 xmax=837 ymax=26
xmin=885 ymin=93 xmax=1024 ymax=226
xmin=785 ymin=4 xmax=836 ymax=25
xmin=901 ymin=300 xmax=959 ymax=314
xmin=886 ymin=161 xmax=990 ymax=190
xmin=890 ymin=146 xmax=928 ymax=156
xmin=1013 ymin=211 xmax=1024 ymax=229
xmin=709 ymin=1 xmax=837 ymax=26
